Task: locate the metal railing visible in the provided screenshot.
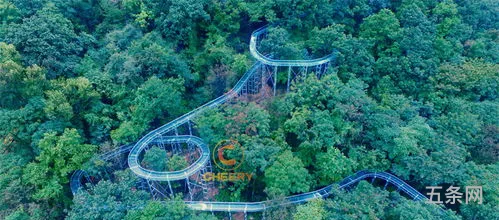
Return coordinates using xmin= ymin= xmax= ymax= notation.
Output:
xmin=184 ymin=170 xmax=428 ymax=212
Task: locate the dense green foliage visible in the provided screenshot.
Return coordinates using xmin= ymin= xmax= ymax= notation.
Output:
xmin=0 ymin=0 xmax=497 ymax=219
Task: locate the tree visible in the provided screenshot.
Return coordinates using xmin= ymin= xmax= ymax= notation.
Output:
xmin=299 ymin=109 xmax=351 ymax=166
xmin=360 ymin=9 xmax=401 ymax=58
xmin=234 ymin=135 xmax=283 ymax=202
xmin=156 ymin=0 xmax=209 ymax=44
xmin=0 ymin=97 xmax=46 ymax=153
xmin=432 ymin=0 xmax=471 ymax=62
xmin=336 ymin=36 xmax=375 ymax=83
xmin=464 ymin=30 xmax=499 ymax=63
xmin=455 ymin=0 xmax=498 ymax=31
xmin=67 ymin=170 xmax=150 ymax=220
xmin=109 ymin=121 xmax=147 ymax=146
xmin=282 ymin=74 xmax=371 ymax=166
xmin=224 ymin=102 xmax=271 ymax=137
xmin=4 ymin=208 xmax=29 ymax=220
xmin=459 ymin=163 xmax=499 ymax=220
xmin=259 ymin=27 xmax=302 ymax=60
xmin=103 ymin=52 xmax=141 ymax=87
xmin=264 ymin=150 xmax=310 ymax=197
xmin=0 ymin=0 xmax=20 ymax=37
xmin=42 ymin=76 xmax=102 ymax=140
xmin=315 ymin=148 xmax=356 ymax=186
xmin=385 ymin=3 xmax=438 ymax=96
xmin=0 ymin=43 xmax=47 ymax=108
xmin=472 ymin=123 xmax=498 ymax=164
xmin=127 ymin=32 xmax=192 ymax=84
xmin=195 ymin=101 xmax=271 ymax=147
xmin=167 ymin=155 xmax=188 ymax=171
xmin=124 ymin=195 xmax=217 ymax=220
xmin=124 ymin=197 xmax=189 ymax=220
xmin=415 ymin=136 xmax=467 ymax=185
xmin=307 ymin=24 xmax=347 ymax=57
xmin=325 ymin=181 xmax=389 ymax=219
xmin=239 ymin=135 xmax=282 ymax=174
xmin=130 ymin=76 xmax=184 ymax=124
xmin=293 ymin=199 xmax=326 ymax=220
xmin=245 ymin=0 xmax=336 ymax=29
xmin=5 ymin=6 xmax=86 ymax=78
xmin=93 ymin=0 xmax=129 ymax=37
xmin=387 ymin=192 xmax=460 ymax=219
xmin=141 ymin=146 xmax=167 ymax=171
xmin=389 ymin=116 xmax=432 ymax=162
xmin=23 ymin=128 xmax=97 ymax=201
xmin=6 ymin=0 xmax=44 ymax=17
xmin=348 ymin=146 xmax=390 ymax=171
xmin=326 ymin=0 xmax=373 ymax=33
xmin=434 ymin=99 xmax=482 ymax=148
xmin=57 ymin=0 xmax=104 ymax=32
xmin=111 ymin=76 xmax=184 ymax=144
xmin=431 ymin=60 xmax=498 ymax=101
xmin=0 ymin=152 xmax=32 ymax=217
xmin=193 ymin=108 xmax=229 ymax=148
xmin=43 ymin=90 xmax=74 ymax=121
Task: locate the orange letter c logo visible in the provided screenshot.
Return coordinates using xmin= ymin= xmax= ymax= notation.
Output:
xmin=218 ymin=145 xmax=236 ymax=166
xmin=213 ymin=139 xmax=244 ymax=171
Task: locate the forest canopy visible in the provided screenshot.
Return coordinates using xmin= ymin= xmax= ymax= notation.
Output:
xmin=0 ymin=0 xmax=497 ymax=219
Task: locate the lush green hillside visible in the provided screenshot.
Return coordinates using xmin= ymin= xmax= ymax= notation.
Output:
xmin=0 ymin=0 xmax=497 ymax=219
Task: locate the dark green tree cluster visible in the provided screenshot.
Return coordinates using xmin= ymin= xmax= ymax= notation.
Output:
xmin=193 ymin=0 xmax=497 ymax=214
xmin=68 ymin=170 xmax=215 ymax=219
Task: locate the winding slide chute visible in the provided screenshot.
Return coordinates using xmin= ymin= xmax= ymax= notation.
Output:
xmin=71 ymin=25 xmax=429 ymax=212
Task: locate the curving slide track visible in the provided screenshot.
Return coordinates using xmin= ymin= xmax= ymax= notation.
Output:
xmin=126 ymin=25 xmax=337 ymax=182
xmin=185 ymin=171 xmax=428 ymax=212
xmin=71 ymin=25 xmax=430 ymax=213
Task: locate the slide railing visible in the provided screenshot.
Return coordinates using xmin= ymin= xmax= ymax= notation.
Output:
xmin=185 ymin=171 xmax=428 ymax=212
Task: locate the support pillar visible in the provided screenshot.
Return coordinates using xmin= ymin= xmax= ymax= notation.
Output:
xmin=261 ymin=65 xmax=266 ymax=98
xmin=287 ymin=66 xmax=291 ymax=93
xmin=246 ymin=76 xmax=251 ymax=95
xmin=273 ymin=66 xmax=277 ymax=96
xmin=168 ymin=180 xmax=173 ymax=196
xmin=159 ymin=139 xmax=166 ymax=151
xmin=317 ymin=64 xmax=323 ymax=78
xmin=251 ymin=71 xmax=256 ymax=94
xmin=147 ymin=180 xmax=155 ymax=199
xmin=186 ymin=177 xmax=193 ymax=201
xmin=175 ymin=128 xmax=182 ymax=154
xmin=188 ymin=120 xmax=192 ymax=135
